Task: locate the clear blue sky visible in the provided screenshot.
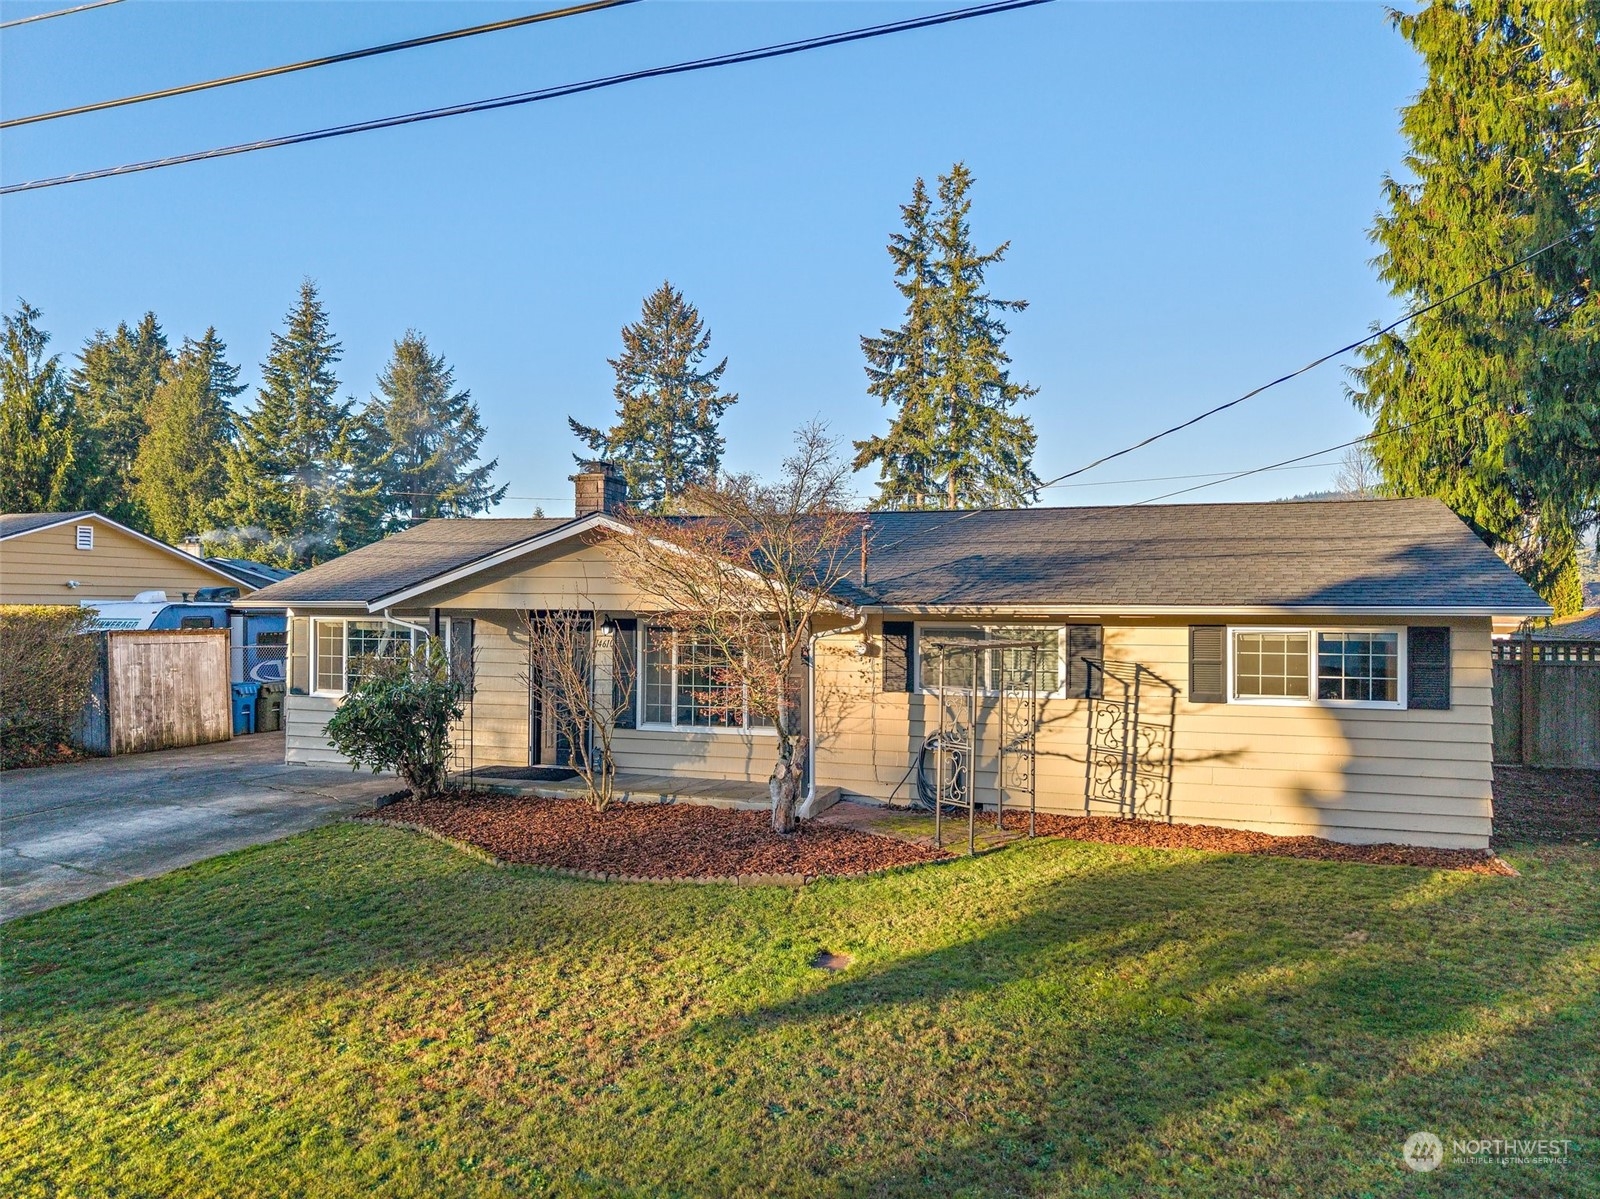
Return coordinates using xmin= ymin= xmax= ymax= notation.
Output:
xmin=1 ymin=0 xmax=1422 ymax=516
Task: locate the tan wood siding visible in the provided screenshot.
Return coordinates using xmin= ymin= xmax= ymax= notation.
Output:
xmin=810 ymin=616 xmax=1496 ymax=850
xmin=0 ymin=517 xmax=250 ymax=605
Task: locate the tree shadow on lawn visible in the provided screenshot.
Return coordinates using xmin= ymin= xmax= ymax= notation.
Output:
xmin=1 ymin=822 xmax=785 ymax=1026
xmin=668 ymin=842 xmax=1600 ymax=1196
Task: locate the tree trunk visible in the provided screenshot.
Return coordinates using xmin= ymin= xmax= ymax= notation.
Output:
xmin=769 ymin=747 xmax=803 ymax=835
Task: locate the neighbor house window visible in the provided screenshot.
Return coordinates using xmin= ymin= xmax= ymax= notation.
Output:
xmin=1231 ymin=628 xmax=1403 ymax=708
xmin=918 ymin=625 xmax=1065 ymax=695
xmin=311 ymin=618 xmax=422 ymax=696
xmin=639 ymin=627 xmax=772 ymax=732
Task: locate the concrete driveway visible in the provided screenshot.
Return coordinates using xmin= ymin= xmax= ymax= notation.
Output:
xmin=0 ymin=733 xmax=398 ymax=921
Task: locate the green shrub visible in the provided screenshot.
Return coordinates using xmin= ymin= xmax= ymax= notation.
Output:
xmin=0 ymin=605 xmax=99 ymax=769
xmin=324 ymin=640 xmax=463 ymax=800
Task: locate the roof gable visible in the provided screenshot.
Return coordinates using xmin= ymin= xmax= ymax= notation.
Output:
xmin=0 ymin=511 xmax=258 ymax=591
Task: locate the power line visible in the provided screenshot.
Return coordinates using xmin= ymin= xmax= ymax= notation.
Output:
xmin=1132 ymin=394 xmax=1501 ymax=506
xmin=1 ymin=0 xmax=637 ymax=129
xmin=1042 ymin=457 xmax=1343 ymax=490
xmin=0 ymin=0 xmax=1053 ymax=195
xmin=1032 ymin=227 xmax=1587 ymax=493
xmin=0 ymin=0 xmax=121 ymax=31
xmin=860 ymin=222 xmax=1589 ymax=558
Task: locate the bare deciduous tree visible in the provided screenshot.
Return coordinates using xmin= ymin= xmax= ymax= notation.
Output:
xmin=1334 ymin=444 xmax=1384 ymax=498
xmin=520 ymin=606 xmax=630 ymax=811
xmin=606 ymin=423 xmax=864 ymax=834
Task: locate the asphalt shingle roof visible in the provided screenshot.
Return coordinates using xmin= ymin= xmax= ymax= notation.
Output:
xmin=245 ymin=518 xmax=570 ymax=604
xmin=244 ymin=499 xmax=1548 ymax=614
xmin=0 ymin=511 xmax=92 ymax=538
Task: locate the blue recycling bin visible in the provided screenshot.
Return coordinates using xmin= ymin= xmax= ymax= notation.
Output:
xmin=231 ymin=682 xmax=261 ymax=736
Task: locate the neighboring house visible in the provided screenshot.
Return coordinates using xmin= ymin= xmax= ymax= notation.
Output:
xmin=238 ymin=470 xmax=1550 ymax=850
xmin=0 ymin=512 xmax=258 ymax=606
xmin=1532 ymin=609 xmax=1600 ymax=643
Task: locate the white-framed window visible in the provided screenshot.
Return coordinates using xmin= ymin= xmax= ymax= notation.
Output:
xmin=75 ymin=524 xmax=93 ymax=550
xmin=310 ymin=618 xmax=424 ymax=697
xmin=1229 ymin=627 xmax=1404 ymax=708
xmin=917 ymin=624 xmax=1065 ymax=696
xmin=638 ymin=626 xmax=774 ymax=733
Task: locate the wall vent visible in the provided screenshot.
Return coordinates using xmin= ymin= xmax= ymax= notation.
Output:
xmin=75 ymin=524 xmax=94 ymax=550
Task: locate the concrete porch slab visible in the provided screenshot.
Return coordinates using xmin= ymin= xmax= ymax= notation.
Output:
xmin=459 ymin=770 xmax=773 ymax=812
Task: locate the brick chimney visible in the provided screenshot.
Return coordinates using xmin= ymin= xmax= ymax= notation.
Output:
xmin=572 ymin=461 xmax=628 ymax=517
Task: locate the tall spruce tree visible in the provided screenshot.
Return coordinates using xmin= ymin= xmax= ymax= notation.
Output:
xmin=359 ymin=331 xmax=505 ymax=530
xmin=133 ymin=329 xmax=244 ymax=544
xmin=71 ymin=312 xmax=172 ymax=522
xmin=854 ymin=163 xmax=1039 ymax=509
xmin=569 ymin=282 xmax=737 ymax=512
xmin=1350 ymin=1 xmax=1599 ymax=615
xmin=0 ymin=300 xmax=81 ymax=512
xmin=212 ymin=280 xmax=352 ymax=568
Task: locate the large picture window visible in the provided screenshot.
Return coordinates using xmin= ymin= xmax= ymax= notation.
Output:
xmin=1231 ymin=627 xmax=1403 ymax=708
xmin=311 ymin=618 xmax=424 ymax=696
xmin=918 ymin=625 xmax=1065 ymax=695
xmin=639 ymin=627 xmax=772 ymax=732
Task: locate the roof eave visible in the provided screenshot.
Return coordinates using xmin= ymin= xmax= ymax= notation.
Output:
xmin=863 ymin=602 xmax=1554 ymax=618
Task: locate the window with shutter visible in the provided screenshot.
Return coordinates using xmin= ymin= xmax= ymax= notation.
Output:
xmin=881 ymin=621 xmax=913 ymax=693
xmin=1407 ymin=626 xmax=1451 ymax=710
xmin=1189 ymin=625 xmax=1226 ymax=703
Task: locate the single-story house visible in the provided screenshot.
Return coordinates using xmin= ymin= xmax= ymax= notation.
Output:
xmin=238 ymin=470 xmax=1551 ymax=850
xmin=0 ymin=511 xmax=258 ymax=605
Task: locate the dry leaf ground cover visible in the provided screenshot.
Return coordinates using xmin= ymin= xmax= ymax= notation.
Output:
xmin=3 ymin=814 xmax=1597 ymax=1196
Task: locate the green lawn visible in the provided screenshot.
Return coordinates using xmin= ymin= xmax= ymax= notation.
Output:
xmin=3 ymin=826 xmax=1597 ymax=1198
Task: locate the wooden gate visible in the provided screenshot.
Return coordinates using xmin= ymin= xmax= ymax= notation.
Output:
xmin=77 ymin=629 xmax=232 ymax=755
xmin=1492 ymin=638 xmax=1600 ymax=767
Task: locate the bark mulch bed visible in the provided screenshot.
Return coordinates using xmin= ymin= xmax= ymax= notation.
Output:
xmin=1022 ymin=811 xmax=1514 ymax=875
xmin=360 ymin=791 xmax=947 ymax=881
xmin=1492 ymin=766 xmax=1600 ymax=846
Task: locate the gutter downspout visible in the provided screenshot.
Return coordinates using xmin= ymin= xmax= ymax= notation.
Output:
xmin=799 ymin=610 xmax=867 ymax=819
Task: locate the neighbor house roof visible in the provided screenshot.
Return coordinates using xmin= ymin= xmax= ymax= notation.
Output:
xmin=0 ymin=511 xmax=95 ymax=539
xmin=0 ymin=511 xmax=260 ymax=590
xmin=241 ymin=498 xmax=1548 ymax=617
xmin=1532 ymin=609 xmax=1600 ymax=641
xmin=203 ymin=557 xmax=296 ymax=589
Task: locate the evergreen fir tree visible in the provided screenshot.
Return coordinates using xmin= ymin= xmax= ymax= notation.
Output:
xmin=854 ymin=163 xmax=1039 ymax=510
xmin=211 ymin=280 xmax=352 ymax=568
xmin=569 ymin=282 xmax=737 ymax=512
xmin=360 ymin=331 xmax=505 ymax=530
xmin=0 ymin=300 xmax=80 ymax=512
xmin=132 ymin=329 xmax=244 ymax=544
xmin=71 ymin=312 xmax=171 ymax=522
xmin=1350 ymin=1 xmax=1599 ymax=615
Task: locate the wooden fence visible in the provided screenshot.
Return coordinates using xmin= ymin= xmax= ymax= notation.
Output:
xmin=1492 ymin=638 xmax=1600 ymax=767
xmin=76 ymin=629 xmax=232 ymax=755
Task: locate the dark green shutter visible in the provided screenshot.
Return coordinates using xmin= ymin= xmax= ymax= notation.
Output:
xmin=1067 ymin=624 xmax=1103 ymax=698
xmin=882 ymin=621 xmax=914 ymax=692
xmin=1189 ymin=625 xmax=1226 ymax=703
xmin=1407 ymin=626 xmax=1451 ymax=710
xmin=448 ymin=618 xmax=475 ymax=699
xmin=612 ymin=618 xmax=638 ymax=726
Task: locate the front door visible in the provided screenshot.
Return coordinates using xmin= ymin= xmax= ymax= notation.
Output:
xmin=528 ymin=611 xmax=590 ymax=767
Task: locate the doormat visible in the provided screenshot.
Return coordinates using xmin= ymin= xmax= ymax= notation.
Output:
xmin=470 ymin=766 xmax=580 ymax=783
